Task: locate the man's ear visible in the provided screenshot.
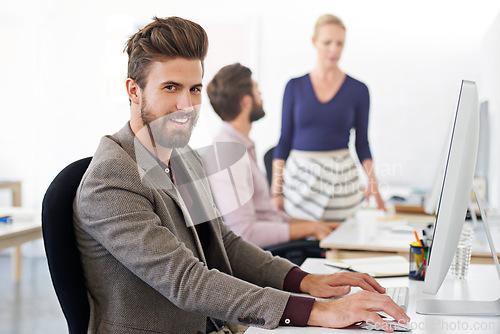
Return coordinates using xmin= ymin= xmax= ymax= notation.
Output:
xmin=240 ymin=94 xmax=252 ymax=112
xmin=126 ymin=78 xmax=141 ymax=105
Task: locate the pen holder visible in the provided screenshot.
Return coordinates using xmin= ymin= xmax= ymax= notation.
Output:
xmin=409 ymin=244 xmax=429 ymax=281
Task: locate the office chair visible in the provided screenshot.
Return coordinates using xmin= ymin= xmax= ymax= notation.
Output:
xmin=264 ymin=239 xmax=325 ymax=266
xmin=42 ymin=157 xmax=92 ymax=334
xmin=263 ymin=146 xmax=275 ymax=187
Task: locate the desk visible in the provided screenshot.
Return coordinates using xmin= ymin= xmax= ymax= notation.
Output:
xmin=0 ymin=181 xmax=24 ymax=282
xmin=0 ymin=208 xmax=42 ymax=282
xmin=0 ymin=181 xmax=22 ymax=206
xmin=246 ymin=258 xmax=500 ymax=333
xmin=319 ymin=209 xmax=500 ymax=264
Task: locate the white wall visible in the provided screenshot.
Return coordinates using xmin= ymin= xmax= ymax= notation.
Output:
xmin=481 ymin=11 xmax=500 ymax=207
xmin=1 ymin=0 xmax=499 ymax=212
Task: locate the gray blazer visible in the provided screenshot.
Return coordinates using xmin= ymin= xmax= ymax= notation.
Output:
xmin=73 ymin=124 xmax=296 ymax=333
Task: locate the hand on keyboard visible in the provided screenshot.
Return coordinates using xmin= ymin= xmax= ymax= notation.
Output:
xmin=307 ymin=290 xmax=410 ymax=332
xmin=360 ymin=320 xmax=411 ymax=332
xmin=358 ymin=287 xmax=411 ymax=332
xmin=384 ymin=286 xmax=409 ymax=312
xmin=300 ymin=272 xmax=410 ymax=332
xmin=300 ymin=271 xmax=387 ymax=298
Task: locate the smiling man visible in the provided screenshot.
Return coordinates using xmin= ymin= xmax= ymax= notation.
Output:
xmin=73 ymin=16 xmax=409 ymax=334
xmin=130 ymin=58 xmax=202 ymax=154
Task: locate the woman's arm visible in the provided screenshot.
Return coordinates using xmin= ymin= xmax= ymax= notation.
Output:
xmin=355 ymin=83 xmax=385 ymax=210
xmin=272 ymin=80 xmax=296 ymax=210
xmin=361 ymin=158 xmax=386 ymax=210
xmin=271 ymin=158 xmax=286 ymax=210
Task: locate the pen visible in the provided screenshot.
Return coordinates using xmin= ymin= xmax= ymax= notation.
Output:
xmin=414 ymin=231 xmax=423 ymax=247
xmin=420 ymin=229 xmax=427 ymax=247
xmin=420 ymin=238 xmax=426 ymax=248
xmin=324 ymin=262 xmax=360 ymax=273
xmin=0 ymin=216 xmax=12 ymax=224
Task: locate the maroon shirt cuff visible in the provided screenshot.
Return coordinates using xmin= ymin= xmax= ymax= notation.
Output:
xmin=279 ymin=295 xmax=315 ymax=326
xmin=279 ymin=268 xmax=314 ymax=326
xmin=283 ymin=267 xmax=309 ymax=293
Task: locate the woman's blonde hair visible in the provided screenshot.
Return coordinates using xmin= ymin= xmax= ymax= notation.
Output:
xmin=313 ymin=14 xmax=346 ymax=39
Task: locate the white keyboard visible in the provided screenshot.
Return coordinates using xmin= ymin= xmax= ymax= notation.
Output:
xmin=385 ymin=286 xmax=409 ymax=311
xmin=359 ymin=287 xmax=411 ymax=331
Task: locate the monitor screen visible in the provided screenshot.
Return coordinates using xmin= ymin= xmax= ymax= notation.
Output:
xmin=424 ymin=99 xmax=489 ymax=215
xmin=422 ymin=80 xmax=479 ymax=295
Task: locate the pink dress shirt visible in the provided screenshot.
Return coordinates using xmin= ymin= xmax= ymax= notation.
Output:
xmin=207 ymin=122 xmax=291 ymax=248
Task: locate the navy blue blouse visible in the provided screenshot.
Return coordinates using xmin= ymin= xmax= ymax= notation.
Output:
xmin=274 ymin=73 xmax=372 ymax=163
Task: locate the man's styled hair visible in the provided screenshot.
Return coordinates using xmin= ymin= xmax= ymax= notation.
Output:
xmin=207 ymin=63 xmax=253 ymax=122
xmin=125 ymin=16 xmax=209 ymax=89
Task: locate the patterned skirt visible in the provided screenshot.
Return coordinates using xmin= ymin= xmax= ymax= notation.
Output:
xmin=282 ymin=149 xmax=363 ymax=221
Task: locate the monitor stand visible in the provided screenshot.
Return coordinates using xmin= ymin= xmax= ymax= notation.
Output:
xmin=416 ymin=186 xmax=500 ymax=316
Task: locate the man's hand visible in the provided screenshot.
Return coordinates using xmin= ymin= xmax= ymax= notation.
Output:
xmin=300 ymin=272 xmax=385 ymax=298
xmin=313 ymin=221 xmax=341 ymax=240
xmin=300 ymin=272 xmax=409 ymax=332
xmin=307 ymin=291 xmax=410 ymax=333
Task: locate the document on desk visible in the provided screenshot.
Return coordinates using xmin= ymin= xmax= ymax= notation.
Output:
xmin=325 ymin=256 xmax=409 ymax=277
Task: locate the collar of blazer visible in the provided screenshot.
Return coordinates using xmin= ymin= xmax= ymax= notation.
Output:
xmin=114 ymin=123 xmax=220 ymax=229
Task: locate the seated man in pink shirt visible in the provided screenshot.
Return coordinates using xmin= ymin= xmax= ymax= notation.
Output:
xmin=205 ymin=63 xmax=340 ymax=248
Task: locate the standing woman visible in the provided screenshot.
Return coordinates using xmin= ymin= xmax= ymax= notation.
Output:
xmin=271 ymin=14 xmax=385 ymax=221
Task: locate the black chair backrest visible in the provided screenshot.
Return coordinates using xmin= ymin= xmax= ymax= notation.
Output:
xmin=263 ymin=146 xmax=275 ymax=187
xmin=42 ymin=157 xmax=92 ymax=334
xmin=264 ymin=240 xmax=323 ymax=266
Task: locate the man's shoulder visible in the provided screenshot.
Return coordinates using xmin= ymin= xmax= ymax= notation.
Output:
xmin=85 ymin=126 xmax=139 ymax=181
xmin=212 ymin=129 xmax=244 ymax=145
xmin=93 ymin=133 xmax=131 ymax=164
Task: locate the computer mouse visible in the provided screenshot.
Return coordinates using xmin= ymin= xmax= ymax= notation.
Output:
xmin=360 ymin=320 xmax=411 ymax=332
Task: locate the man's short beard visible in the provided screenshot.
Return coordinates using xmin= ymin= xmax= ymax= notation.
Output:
xmin=140 ymin=97 xmax=199 ymax=149
xmin=249 ymin=99 xmax=265 ymax=123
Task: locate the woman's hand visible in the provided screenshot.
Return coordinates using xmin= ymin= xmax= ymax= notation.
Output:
xmin=271 ymin=193 xmax=285 ymax=210
xmin=270 ymin=159 xmax=286 ymax=211
xmin=364 ymin=179 xmax=386 ymax=211
xmin=361 ymin=158 xmax=386 ymax=211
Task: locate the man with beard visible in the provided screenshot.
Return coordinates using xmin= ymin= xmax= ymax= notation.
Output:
xmin=205 ymin=63 xmax=340 ymax=249
xmin=73 ymin=18 xmax=409 ymax=334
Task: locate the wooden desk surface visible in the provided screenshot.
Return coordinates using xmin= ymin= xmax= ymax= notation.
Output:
xmin=0 ymin=208 xmax=42 ymax=250
xmin=0 ymin=181 xmax=22 ymax=206
xmin=319 ymin=209 xmax=500 ymax=260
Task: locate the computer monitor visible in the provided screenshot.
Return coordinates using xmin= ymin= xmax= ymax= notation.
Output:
xmin=475 ymin=101 xmax=490 ymax=181
xmin=424 ymin=100 xmax=490 ymax=215
xmin=416 ymin=81 xmax=500 ymax=316
xmin=423 ymin=139 xmax=448 ymax=215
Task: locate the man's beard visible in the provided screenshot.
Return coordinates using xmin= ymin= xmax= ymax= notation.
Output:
xmin=249 ymin=100 xmax=265 ymax=122
xmin=140 ymin=98 xmax=199 ymax=149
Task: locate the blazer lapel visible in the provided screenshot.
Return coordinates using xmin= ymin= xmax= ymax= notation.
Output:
xmin=171 ymin=147 xmax=220 ymax=225
xmin=114 ymin=124 xmax=208 ymax=264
